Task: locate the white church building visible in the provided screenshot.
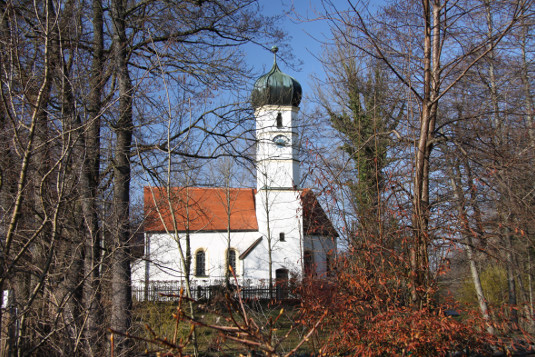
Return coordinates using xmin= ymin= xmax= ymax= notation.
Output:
xmin=132 ymin=49 xmax=337 ymax=299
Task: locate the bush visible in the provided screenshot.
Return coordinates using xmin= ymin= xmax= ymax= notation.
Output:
xmin=300 ymin=247 xmax=495 ymax=356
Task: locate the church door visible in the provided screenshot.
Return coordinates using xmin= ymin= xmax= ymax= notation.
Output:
xmin=275 ymin=268 xmax=289 ymax=299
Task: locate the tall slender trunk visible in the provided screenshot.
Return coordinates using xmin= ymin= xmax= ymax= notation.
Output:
xmin=504 ymin=226 xmax=519 ymax=327
xmin=519 ymin=19 xmax=535 ymax=145
xmin=57 ymin=16 xmax=85 ymax=351
xmin=519 ymin=18 xmax=535 ymax=329
xmin=179 ymin=188 xmax=198 ymax=356
xmin=411 ymin=0 xmax=440 ymax=308
xmin=225 ymin=186 xmax=232 ymax=289
xmin=262 ymin=188 xmax=273 ymax=299
xmin=17 ymin=1 xmax=54 ymax=351
xmin=484 ymin=0 xmax=518 ymax=328
xmin=514 ymin=253 xmax=534 ymax=330
xmin=110 ymin=0 xmax=133 ymax=354
xmin=485 ymin=0 xmax=501 ymax=137
xmin=166 ymin=186 xmax=198 ymax=356
xmin=450 ymin=164 xmax=494 ymax=334
xmin=529 ymin=254 xmax=534 ymax=321
xmin=82 ymin=0 xmax=104 ymax=354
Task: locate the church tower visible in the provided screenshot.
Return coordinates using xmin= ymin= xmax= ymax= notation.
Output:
xmin=251 ymin=47 xmax=302 ymax=190
xmin=251 ymin=47 xmax=304 ymax=278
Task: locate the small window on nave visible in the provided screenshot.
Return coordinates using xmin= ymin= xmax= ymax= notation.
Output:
xmin=195 ymin=249 xmax=206 ymax=277
xmin=227 ymin=249 xmax=237 ymax=274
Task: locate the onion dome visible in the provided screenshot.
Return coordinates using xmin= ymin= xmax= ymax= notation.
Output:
xmin=251 ymin=46 xmax=302 ymax=108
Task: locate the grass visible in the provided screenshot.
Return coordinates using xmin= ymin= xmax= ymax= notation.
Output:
xmin=131 ymin=298 xmax=321 ymax=356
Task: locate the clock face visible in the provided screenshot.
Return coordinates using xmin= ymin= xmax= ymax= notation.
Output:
xmin=273 ymin=135 xmax=289 ymax=148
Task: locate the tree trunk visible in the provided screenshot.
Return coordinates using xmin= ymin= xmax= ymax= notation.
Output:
xmin=519 ymin=19 xmax=535 ymax=145
xmin=484 ymin=0 xmax=518 ymax=329
xmin=450 ymin=164 xmax=494 ymax=334
xmin=504 ymin=226 xmax=519 ymax=328
xmin=411 ymin=0 xmax=440 ymax=308
xmin=110 ymin=0 xmax=133 ymax=354
xmin=82 ymin=0 xmax=104 ymax=354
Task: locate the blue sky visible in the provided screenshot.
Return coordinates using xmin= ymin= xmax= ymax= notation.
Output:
xmin=249 ymin=0 xmax=385 ymax=99
xmin=250 ymin=0 xmax=334 ymax=98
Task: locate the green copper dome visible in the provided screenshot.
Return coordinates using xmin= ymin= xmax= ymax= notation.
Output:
xmin=251 ymin=47 xmax=302 ymax=108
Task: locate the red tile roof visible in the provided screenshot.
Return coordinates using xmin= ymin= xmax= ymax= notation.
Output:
xmin=144 ymin=187 xmax=258 ymax=232
xmin=144 ymin=186 xmax=337 ymax=237
xmin=301 ymin=189 xmax=339 ymax=237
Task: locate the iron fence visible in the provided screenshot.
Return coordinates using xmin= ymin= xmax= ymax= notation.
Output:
xmin=132 ymin=281 xmax=296 ymax=302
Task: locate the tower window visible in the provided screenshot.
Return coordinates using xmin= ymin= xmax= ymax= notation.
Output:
xmin=195 ymin=250 xmax=206 ymax=277
xmin=276 ymin=112 xmax=283 ymax=128
xmin=279 ymin=232 xmax=285 ymax=242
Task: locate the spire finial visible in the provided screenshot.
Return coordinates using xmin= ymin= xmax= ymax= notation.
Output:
xmin=271 ymin=45 xmax=278 ymax=64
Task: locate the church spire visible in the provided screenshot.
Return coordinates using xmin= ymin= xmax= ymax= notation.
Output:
xmin=251 ymin=47 xmax=302 ymax=109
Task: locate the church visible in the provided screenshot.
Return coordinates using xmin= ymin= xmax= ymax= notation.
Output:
xmin=132 ymin=49 xmax=337 ymax=298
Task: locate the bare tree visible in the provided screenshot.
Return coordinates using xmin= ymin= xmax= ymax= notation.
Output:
xmin=0 ymin=0 xmax=287 ymax=355
xmin=320 ymin=0 xmax=531 ymax=307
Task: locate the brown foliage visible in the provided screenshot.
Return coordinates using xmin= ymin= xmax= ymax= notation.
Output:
xmin=300 ymin=246 xmax=496 ymax=356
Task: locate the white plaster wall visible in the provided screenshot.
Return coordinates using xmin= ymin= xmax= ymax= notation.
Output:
xmin=131 ymin=230 xmax=263 ymax=288
xmin=254 ymin=189 xmax=304 ymax=282
xmin=257 ymin=159 xmax=299 ymax=189
xmin=256 ymin=105 xmax=299 ymax=189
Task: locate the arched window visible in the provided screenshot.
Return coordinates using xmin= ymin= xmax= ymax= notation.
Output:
xmin=276 ymin=112 xmax=283 ymax=128
xmin=227 ymin=249 xmax=237 ymax=274
xmin=195 ymin=250 xmax=206 ymax=277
